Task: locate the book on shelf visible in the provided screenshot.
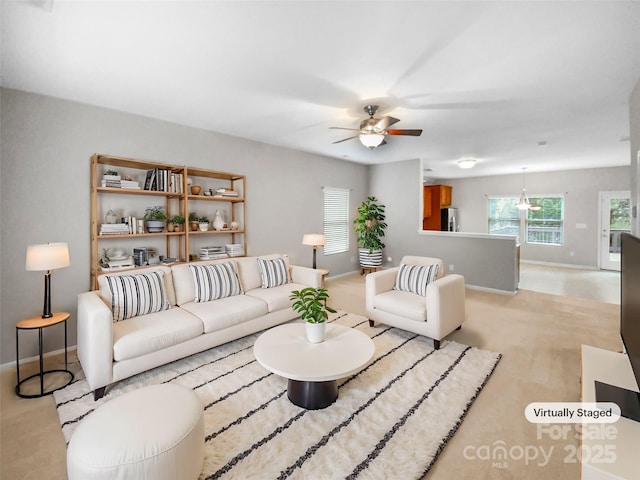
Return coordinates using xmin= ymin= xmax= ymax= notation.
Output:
xmin=107 ymin=257 xmax=135 ymax=269
xmin=214 ymin=188 xmax=239 ymax=197
xmin=101 ymin=180 xmax=141 ymax=189
xmin=100 ymin=223 xmax=130 ymax=235
xmin=143 ymin=168 xmax=182 ymax=193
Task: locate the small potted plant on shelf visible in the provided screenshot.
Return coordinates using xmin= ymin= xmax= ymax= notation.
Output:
xmin=143 ymin=206 xmax=167 ymax=233
xmin=169 ymin=214 xmax=185 ymax=232
xmin=189 ymin=212 xmax=199 ymax=232
xmin=99 ymin=248 xmax=112 ymax=270
xmin=289 ymin=287 xmax=337 ymax=343
xmin=198 ymin=215 xmax=210 ymax=232
xmin=354 ymin=196 xmax=387 ymax=268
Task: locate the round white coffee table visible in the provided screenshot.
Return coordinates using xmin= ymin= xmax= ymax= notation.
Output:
xmin=253 ymin=323 xmax=375 ymax=409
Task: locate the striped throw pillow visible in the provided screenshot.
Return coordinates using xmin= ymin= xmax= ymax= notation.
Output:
xmin=257 ymin=257 xmax=289 ymax=288
xmin=394 ymin=263 xmax=439 ymax=297
xmin=105 ymin=271 xmax=170 ymax=322
xmin=188 ymin=261 xmax=243 ymax=302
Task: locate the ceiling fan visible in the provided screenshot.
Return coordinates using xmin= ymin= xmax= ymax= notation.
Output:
xmin=330 ymin=105 xmax=423 ymax=149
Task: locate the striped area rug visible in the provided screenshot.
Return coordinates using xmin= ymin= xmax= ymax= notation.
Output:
xmin=54 ymin=312 xmax=501 ymax=479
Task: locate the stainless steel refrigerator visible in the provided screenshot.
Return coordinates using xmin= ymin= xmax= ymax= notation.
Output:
xmin=440 ymin=207 xmax=458 ymax=232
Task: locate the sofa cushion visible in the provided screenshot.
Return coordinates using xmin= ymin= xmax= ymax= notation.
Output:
xmin=188 ymin=261 xmax=243 ymax=302
xmin=245 ymin=282 xmax=306 ymax=313
xmin=373 ymin=290 xmax=427 ymax=322
xmin=394 ymin=262 xmax=439 ymax=297
xmin=180 ymin=295 xmax=269 ymax=334
xmin=113 ymin=308 xmax=203 ymax=361
xmin=257 ymin=257 xmax=290 ymax=288
xmin=98 ymin=265 xmax=176 ymax=308
xmin=104 ymin=271 xmax=171 ymax=322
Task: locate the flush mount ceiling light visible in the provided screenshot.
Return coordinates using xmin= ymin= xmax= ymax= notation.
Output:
xmin=516 ymin=168 xmax=541 ymax=211
xmin=457 ymin=158 xmax=476 ymax=169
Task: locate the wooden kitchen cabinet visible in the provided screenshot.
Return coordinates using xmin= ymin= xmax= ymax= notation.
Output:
xmin=422 ymin=184 xmax=452 ymax=230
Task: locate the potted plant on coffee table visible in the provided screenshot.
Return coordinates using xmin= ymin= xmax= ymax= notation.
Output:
xmin=289 ymin=287 xmax=337 ymax=343
xmin=354 ymin=196 xmax=387 ymax=268
xmin=144 ymin=206 xmax=167 ymax=233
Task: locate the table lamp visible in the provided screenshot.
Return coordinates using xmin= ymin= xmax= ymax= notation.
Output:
xmin=302 ymin=234 xmax=325 ymax=269
xmin=25 ymin=242 xmax=70 ymax=318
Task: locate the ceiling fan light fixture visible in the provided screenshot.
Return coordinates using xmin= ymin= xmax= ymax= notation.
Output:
xmin=359 ymin=132 xmax=385 ymax=149
xmin=457 ymin=158 xmax=476 ymax=169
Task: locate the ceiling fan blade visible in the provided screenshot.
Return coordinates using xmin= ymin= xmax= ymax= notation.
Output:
xmin=375 ymin=116 xmax=400 ymax=130
xmin=332 ymin=135 xmax=360 ymax=144
xmin=386 ymin=129 xmax=422 ymax=136
xmin=329 ymin=127 xmax=359 ymax=131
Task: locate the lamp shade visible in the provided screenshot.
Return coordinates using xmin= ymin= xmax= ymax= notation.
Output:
xmin=302 ymin=234 xmax=325 ymax=247
xmin=26 ymin=243 xmax=70 ymax=271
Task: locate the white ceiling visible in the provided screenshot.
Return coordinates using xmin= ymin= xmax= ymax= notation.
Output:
xmin=2 ymin=0 xmax=640 ymax=178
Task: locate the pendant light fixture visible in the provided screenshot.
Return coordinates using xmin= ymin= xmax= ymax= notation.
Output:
xmin=515 ymin=168 xmax=541 ymax=211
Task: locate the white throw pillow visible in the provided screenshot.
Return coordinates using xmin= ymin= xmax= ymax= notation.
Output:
xmin=257 ymin=257 xmax=289 ymax=288
xmin=394 ymin=263 xmax=439 ymax=297
xmin=188 ymin=261 xmax=243 ymax=302
xmin=105 ymin=271 xmax=170 ymax=322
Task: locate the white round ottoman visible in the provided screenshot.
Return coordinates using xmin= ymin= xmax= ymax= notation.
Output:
xmin=67 ymin=384 xmax=204 ymax=480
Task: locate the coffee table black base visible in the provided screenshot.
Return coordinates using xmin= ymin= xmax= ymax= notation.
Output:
xmin=287 ymin=379 xmax=338 ymax=410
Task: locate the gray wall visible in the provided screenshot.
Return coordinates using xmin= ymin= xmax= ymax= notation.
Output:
xmin=369 ymin=159 xmax=519 ymax=292
xmin=0 ymin=88 xmax=369 ymax=364
xmin=446 ymin=166 xmax=630 ymax=267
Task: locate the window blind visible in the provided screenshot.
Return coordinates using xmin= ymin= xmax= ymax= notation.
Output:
xmin=323 ymin=187 xmax=349 ymax=255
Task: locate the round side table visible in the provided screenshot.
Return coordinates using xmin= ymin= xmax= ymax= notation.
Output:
xmin=16 ymin=312 xmax=74 ymax=398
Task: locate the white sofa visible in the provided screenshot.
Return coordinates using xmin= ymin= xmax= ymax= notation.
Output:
xmin=77 ymin=254 xmax=321 ymax=400
xmin=365 ymin=256 xmax=466 ymax=349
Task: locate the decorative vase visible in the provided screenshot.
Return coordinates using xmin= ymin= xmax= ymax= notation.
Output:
xmin=213 ymin=211 xmax=225 ymax=231
xmin=230 ymin=221 xmax=239 ymax=231
xmin=105 ymin=209 xmax=118 ymax=224
xmin=199 ymin=222 xmax=209 ymax=232
xmin=190 ymin=221 xmax=199 ymax=231
xmin=191 ymin=185 xmax=201 ymax=195
xmin=305 ymin=322 xmax=326 ymax=343
xmin=358 ymin=248 xmax=383 ymax=267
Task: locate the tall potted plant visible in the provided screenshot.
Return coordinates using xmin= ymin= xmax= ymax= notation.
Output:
xmin=354 ymin=196 xmax=387 ymax=268
xmin=289 ymin=287 xmax=337 ymax=343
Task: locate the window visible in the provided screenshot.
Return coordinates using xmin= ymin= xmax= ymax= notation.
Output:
xmin=488 ymin=195 xmax=564 ymax=245
xmin=323 ymin=187 xmax=349 ymax=255
xmin=488 ymin=197 xmax=521 ymax=236
xmin=526 ymin=196 xmax=564 ymax=245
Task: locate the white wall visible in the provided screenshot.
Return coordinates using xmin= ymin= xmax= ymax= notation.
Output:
xmin=0 ymin=88 xmax=369 ymax=364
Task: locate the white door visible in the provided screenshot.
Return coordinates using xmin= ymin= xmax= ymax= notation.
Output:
xmin=599 ymin=191 xmax=631 ymax=271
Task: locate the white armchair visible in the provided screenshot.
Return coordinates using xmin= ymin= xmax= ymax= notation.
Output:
xmin=365 ymin=256 xmax=466 ymax=349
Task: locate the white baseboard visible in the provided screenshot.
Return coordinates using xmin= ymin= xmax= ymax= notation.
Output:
xmin=520 ymin=259 xmax=598 ymax=270
xmin=465 ymin=284 xmax=517 ymax=296
xmin=1 ymin=345 xmax=77 ymax=372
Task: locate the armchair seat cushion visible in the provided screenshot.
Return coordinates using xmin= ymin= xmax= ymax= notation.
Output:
xmin=372 ymin=290 xmax=427 ymax=322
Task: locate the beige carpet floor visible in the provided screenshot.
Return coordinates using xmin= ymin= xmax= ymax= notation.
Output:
xmin=0 ymin=272 xmax=621 ymax=480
